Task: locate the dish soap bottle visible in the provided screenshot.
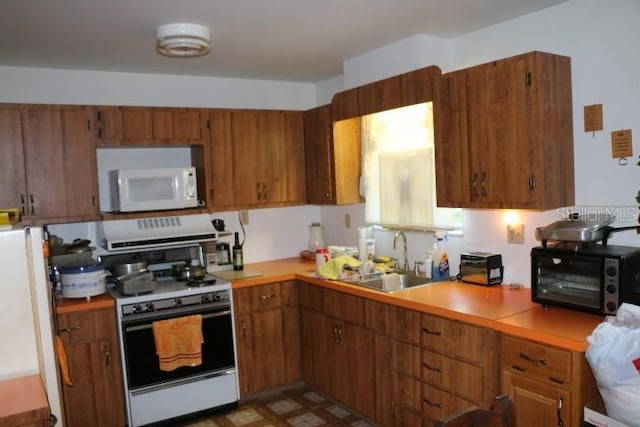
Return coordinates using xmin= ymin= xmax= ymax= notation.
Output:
xmin=233 ymin=232 xmax=244 ymax=271
xmin=431 ymin=232 xmax=449 ymax=281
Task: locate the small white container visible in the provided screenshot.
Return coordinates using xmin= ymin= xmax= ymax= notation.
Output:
xmin=59 ymin=265 xmax=107 ymax=299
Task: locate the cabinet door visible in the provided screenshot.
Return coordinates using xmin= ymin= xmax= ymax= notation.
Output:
xmin=22 ymin=106 xmax=99 ymax=223
xmin=503 ymin=370 xmax=572 ymax=427
xmin=231 ymin=110 xmax=262 ymax=205
xmin=208 ymin=109 xmax=236 ymax=207
xmin=282 ymin=111 xmax=306 ymax=204
xmin=304 ymin=105 xmax=336 ymax=204
xmin=236 ymin=308 xmax=288 ymax=395
xmin=58 ymin=308 xmax=125 ymax=427
xmin=0 ymin=106 xmax=27 ymax=216
xmin=434 ymin=70 xmax=471 ymax=207
xmin=96 ymin=107 xmax=206 ymax=145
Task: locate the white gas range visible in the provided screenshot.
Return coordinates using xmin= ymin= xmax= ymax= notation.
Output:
xmin=98 ymin=214 xmax=239 ymax=426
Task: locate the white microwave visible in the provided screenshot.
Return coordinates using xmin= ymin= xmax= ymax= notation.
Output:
xmin=109 ymin=167 xmax=199 ymax=212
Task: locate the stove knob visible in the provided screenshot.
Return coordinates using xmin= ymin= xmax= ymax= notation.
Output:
xmin=144 ymin=302 xmax=155 ymax=312
xmin=174 ymin=298 xmax=182 ymax=307
xmin=606 ymin=266 xmax=618 ymax=276
xmin=606 ymin=301 xmax=617 ymax=312
xmin=131 ymin=304 xmax=142 ymax=314
xmin=201 ymin=294 xmax=211 ymax=303
xmin=606 ymin=285 xmax=617 ymax=294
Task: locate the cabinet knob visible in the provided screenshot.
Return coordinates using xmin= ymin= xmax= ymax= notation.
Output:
xmin=59 ymin=325 xmax=81 ymax=333
xmin=258 ymin=294 xmax=276 ymax=300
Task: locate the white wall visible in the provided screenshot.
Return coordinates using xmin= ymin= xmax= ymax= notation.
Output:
xmin=0 ymin=66 xmax=317 ymax=110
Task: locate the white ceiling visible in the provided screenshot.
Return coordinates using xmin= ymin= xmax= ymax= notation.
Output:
xmin=0 ymin=0 xmax=569 ymax=82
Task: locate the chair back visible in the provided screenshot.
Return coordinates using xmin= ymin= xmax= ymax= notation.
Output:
xmin=434 ymin=395 xmax=516 ymax=427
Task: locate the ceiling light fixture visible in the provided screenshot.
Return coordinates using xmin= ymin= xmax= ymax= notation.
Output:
xmin=156 ymin=23 xmax=211 ymax=58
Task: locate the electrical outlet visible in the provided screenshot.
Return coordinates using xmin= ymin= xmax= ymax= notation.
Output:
xmin=507 ymin=224 xmax=525 ymax=244
xmin=239 ymin=210 xmax=249 ymax=225
xmin=345 ymin=213 xmax=351 ymax=228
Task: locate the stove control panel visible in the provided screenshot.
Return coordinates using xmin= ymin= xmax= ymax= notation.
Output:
xmin=120 ymin=290 xmax=230 ymax=317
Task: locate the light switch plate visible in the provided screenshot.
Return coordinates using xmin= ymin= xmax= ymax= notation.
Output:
xmin=345 ymin=213 xmax=351 ymax=228
xmin=507 ymin=224 xmax=525 ymax=244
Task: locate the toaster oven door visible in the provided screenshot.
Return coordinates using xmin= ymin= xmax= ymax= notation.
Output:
xmin=531 ymin=250 xmax=604 ymax=314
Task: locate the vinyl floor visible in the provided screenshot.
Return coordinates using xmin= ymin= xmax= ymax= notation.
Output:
xmin=180 ymin=385 xmax=376 ymax=427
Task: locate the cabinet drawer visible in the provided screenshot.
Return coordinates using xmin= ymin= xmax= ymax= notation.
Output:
xmin=503 ymin=335 xmax=571 ymax=384
xmin=322 ymin=288 xmax=364 ymax=326
xmin=422 ymin=383 xmax=475 ymax=422
xmin=421 ymin=350 xmax=485 ymax=403
xmin=234 ymin=283 xmax=283 ymax=313
xmin=421 ymin=313 xmax=487 ymax=365
xmin=389 ymin=305 xmax=422 ymax=345
xmin=396 ymin=373 xmax=423 ymax=413
xmin=57 ymin=308 xmax=116 ymax=344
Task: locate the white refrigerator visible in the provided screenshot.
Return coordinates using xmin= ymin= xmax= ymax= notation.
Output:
xmin=0 ymin=227 xmax=63 ymax=425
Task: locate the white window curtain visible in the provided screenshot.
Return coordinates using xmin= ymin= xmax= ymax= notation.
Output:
xmin=361 ymin=103 xmax=459 ymax=229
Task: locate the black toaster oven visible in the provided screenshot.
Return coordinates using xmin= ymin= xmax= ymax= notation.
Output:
xmin=458 ymin=252 xmax=504 ymax=286
xmin=531 ymin=244 xmax=640 ymax=315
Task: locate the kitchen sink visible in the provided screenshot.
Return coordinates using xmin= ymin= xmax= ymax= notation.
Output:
xmin=340 ymin=272 xmax=433 ymax=293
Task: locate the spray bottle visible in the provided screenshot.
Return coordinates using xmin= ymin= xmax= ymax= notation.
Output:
xmin=431 ymin=231 xmax=449 ymax=281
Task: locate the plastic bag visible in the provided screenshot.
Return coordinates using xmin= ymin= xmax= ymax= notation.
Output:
xmin=586 ymin=303 xmax=640 ymax=426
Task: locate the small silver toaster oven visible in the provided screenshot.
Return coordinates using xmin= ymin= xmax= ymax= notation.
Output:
xmin=458 ymin=252 xmax=504 ymax=286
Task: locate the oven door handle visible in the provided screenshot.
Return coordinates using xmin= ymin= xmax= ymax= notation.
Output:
xmin=124 ymin=309 xmax=231 ymax=333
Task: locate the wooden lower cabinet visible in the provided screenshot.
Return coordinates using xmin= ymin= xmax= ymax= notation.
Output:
xmin=299 ymin=284 xmax=376 ymax=422
xmin=233 ymin=281 xmax=300 ymax=396
xmin=389 ymin=306 xmax=499 ymax=424
xmin=56 ymin=307 xmax=125 ymax=427
xmin=501 ymin=335 xmax=598 ymax=427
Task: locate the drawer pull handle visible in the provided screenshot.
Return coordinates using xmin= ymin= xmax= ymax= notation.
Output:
xmin=259 ymin=294 xmax=276 ymax=300
xmin=519 ymin=352 xmax=548 ymax=366
xmin=512 ymin=365 xmax=526 ymax=372
xmin=422 ymin=363 xmax=443 ymax=373
xmin=104 ymin=344 xmax=111 ymax=366
xmin=422 ymin=327 xmax=442 ymax=336
xmin=59 ymin=325 xmax=81 ymax=333
xmin=549 ymin=376 xmax=565 ymax=385
xmin=423 ymin=398 xmax=442 ymax=409
xmin=556 ymin=396 xmax=565 ymax=426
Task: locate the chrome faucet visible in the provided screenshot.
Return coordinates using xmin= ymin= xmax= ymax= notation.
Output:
xmin=393 ymin=231 xmax=410 ymax=271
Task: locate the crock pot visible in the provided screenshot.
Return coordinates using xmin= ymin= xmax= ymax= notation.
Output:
xmin=59 ymin=264 xmax=107 ymax=299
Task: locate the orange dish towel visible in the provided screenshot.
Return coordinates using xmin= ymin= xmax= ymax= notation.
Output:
xmin=152 ymin=314 xmax=204 ymax=372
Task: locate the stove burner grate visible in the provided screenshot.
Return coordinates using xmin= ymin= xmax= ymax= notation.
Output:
xmin=184 ymin=276 xmax=217 ymax=287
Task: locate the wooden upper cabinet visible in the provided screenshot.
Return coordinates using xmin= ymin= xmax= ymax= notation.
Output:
xmin=434 ymin=51 xmax=574 ymax=209
xmin=208 ymin=108 xmax=306 ymax=210
xmin=332 ymin=65 xmax=442 ymax=121
xmin=95 ymin=106 xmax=207 ymax=145
xmin=303 ymin=105 xmax=361 ymax=206
xmin=13 ymin=105 xmax=99 ymax=224
xmin=0 ymin=106 xmax=28 ymax=216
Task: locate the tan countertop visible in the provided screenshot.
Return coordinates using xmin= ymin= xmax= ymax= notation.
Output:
xmin=55 ymin=292 xmax=115 ymax=314
xmin=228 ymin=257 xmax=605 ymax=352
xmin=54 ymin=257 xmax=605 ymax=352
xmin=0 ymin=374 xmax=49 ymax=426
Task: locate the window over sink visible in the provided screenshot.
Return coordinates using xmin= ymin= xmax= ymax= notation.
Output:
xmin=359 ymin=102 xmax=461 ymax=230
